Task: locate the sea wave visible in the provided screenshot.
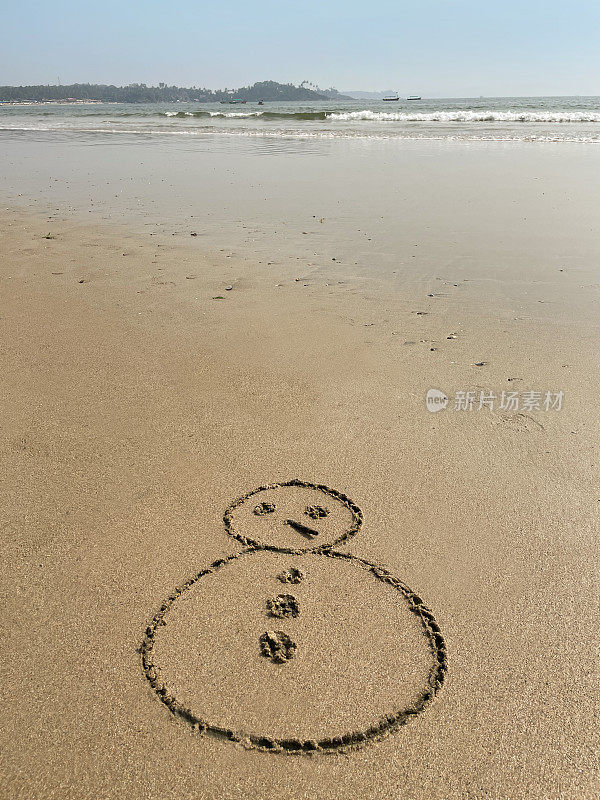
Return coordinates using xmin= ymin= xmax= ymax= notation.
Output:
xmin=162 ymin=110 xmax=331 ymax=120
xmin=5 ymin=107 xmax=598 ymax=124
xmin=162 ymin=108 xmax=600 ymax=123
xmin=164 ymin=110 xmax=262 ymax=118
xmin=326 ymin=110 xmax=600 ymax=123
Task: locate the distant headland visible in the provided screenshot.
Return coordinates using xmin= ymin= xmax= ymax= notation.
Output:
xmin=0 ymin=80 xmax=351 ymax=104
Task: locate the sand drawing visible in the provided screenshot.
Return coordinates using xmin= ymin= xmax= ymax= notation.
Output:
xmin=141 ymin=480 xmax=447 ymax=754
xmin=277 ymin=566 xmax=304 ymax=584
xmin=266 ymin=593 xmax=300 ymax=619
xmin=259 ymin=631 xmax=298 ymax=663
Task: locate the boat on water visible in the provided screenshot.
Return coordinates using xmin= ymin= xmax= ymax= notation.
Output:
xmin=382 ymin=94 xmax=399 ymax=102
xmin=407 ymin=96 xmax=422 ymax=100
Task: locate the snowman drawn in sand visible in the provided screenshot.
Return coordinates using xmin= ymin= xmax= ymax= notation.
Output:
xmin=141 ymin=480 xmax=447 ymax=754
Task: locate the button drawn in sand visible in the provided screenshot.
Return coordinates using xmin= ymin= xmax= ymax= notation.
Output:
xmin=259 ymin=630 xmax=297 ymax=663
xmin=267 ymin=593 xmax=300 ymax=619
xmin=141 ymin=480 xmax=447 ymax=755
xmin=278 ymin=566 xmax=304 ymax=585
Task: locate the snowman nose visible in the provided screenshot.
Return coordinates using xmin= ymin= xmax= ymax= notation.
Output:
xmin=285 ymin=519 xmax=319 ymax=539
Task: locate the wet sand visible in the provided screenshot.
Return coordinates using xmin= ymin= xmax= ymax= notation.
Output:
xmin=1 ymin=136 xmax=599 ymax=799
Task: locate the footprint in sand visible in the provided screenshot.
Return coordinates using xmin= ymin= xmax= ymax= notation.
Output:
xmin=141 ymin=480 xmax=446 ymax=754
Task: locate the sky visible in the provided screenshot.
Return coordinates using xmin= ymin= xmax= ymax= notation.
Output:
xmin=2 ymin=0 xmax=600 ymax=96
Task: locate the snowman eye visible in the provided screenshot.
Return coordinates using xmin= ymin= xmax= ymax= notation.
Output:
xmin=254 ymin=502 xmax=276 ymax=516
xmin=305 ymin=505 xmax=329 ymax=519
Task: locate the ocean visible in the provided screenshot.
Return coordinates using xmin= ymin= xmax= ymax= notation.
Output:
xmin=2 ymin=91 xmax=599 ymax=299
xmin=1 ymin=96 xmax=600 ymax=144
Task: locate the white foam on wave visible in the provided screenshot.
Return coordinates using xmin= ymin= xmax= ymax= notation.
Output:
xmin=326 ymin=109 xmax=600 ymax=123
xmin=163 ymin=110 xmax=262 ymax=118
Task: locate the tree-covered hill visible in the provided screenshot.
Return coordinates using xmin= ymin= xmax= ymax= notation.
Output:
xmin=0 ymin=81 xmax=350 ymax=103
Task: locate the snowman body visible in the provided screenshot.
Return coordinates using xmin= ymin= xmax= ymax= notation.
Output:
xmin=141 ymin=482 xmax=446 ymax=753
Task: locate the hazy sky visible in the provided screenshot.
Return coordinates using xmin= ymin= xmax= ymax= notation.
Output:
xmin=2 ymin=0 xmax=600 ymax=96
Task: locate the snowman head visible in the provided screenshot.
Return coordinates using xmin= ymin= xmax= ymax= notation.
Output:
xmin=223 ymin=480 xmax=363 ymax=552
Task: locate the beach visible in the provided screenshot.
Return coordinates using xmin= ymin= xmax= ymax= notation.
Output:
xmin=1 ymin=115 xmax=599 ymax=799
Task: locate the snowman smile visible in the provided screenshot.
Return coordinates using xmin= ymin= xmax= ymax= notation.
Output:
xmin=284 ymin=519 xmax=319 ymax=539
